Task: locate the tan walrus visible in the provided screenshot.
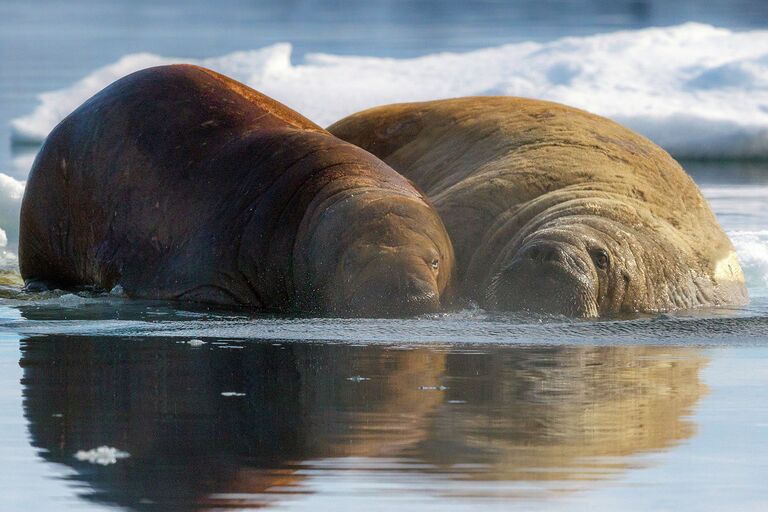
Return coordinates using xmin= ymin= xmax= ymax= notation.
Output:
xmin=329 ymin=97 xmax=748 ymax=317
xmin=19 ymin=65 xmax=454 ymax=317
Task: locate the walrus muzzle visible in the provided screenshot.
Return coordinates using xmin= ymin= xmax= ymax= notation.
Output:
xmin=341 ymin=253 xmax=441 ymax=317
xmin=348 ymin=274 xmax=440 ymax=317
xmin=488 ymin=240 xmax=600 ymax=318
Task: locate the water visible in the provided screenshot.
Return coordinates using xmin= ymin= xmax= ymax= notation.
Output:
xmin=3 ymin=335 xmax=768 ymax=510
xmin=2 ymin=1 xmax=768 ymax=510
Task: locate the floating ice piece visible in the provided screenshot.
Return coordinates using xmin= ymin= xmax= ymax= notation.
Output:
xmin=419 ymin=385 xmax=449 ymax=391
xmin=57 ymin=293 xmax=93 ymax=307
xmin=74 ymin=446 xmax=130 ymax=465
xmin=186 ymin=338 xmax=205 ymax=346
xmin=346 ymin=376 xmax=370 ymax=382
xmin=221 ymin=392 xmax=246 ymax=397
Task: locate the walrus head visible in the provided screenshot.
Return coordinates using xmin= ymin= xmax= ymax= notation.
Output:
xmin=486 ymin=221 xmax=628 ymax=318
xmin=480 ymin=194 xmax=706 ymax=318
xmin=296 ymin=189 xmax=455 ymax=318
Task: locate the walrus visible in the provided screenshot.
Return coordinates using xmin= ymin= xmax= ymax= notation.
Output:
xmin=328 ymin=97 xmax=748 ymax=317
xmin=19 ymin=65 xmax=454 ymax=317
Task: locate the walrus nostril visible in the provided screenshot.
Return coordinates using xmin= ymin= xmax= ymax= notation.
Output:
xmin=347 ymin=273 xmax=440 ymax=317
xmin=399 ymin=276 xmax=439 ymax=313
xmin=524 ymin=243 xmax=564 ymax=263
xmin=404 ymin=275 xmax=435 ymax=296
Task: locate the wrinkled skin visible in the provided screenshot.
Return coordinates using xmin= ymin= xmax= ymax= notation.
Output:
xmin=329 ymin=97 xmax=748 ymax=317
xmin=19 ymin=65 xmax=454 ymax=317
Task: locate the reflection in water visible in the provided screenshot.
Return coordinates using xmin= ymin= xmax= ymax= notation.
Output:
xmin=415 ymin=348 xmax=706 ymax=483
xmin=20 ymin=337 xmax=706 ymax=509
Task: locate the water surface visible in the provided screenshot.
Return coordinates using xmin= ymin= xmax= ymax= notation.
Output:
xmin=2 ymin=333 xmax=767 ymax=511
xmin=1 ymin=2 xmax=768 ymax=510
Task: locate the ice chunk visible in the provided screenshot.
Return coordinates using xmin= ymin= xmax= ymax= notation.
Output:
xmin=74 ymin=446 xmax=130 ymax=465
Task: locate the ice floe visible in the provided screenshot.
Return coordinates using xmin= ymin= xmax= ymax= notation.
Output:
xmin=11 ymin=23 xmax=768 ymax=158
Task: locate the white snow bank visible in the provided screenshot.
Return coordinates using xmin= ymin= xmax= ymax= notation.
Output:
xmin=0 ymin=173 xmax=24 ymax=268
xmin=729 ymin=230 xmax=768 ymax=291
xmin=0 ymin=230 xmax=17 ymax=269
xmin=0 ymin=173 xmax=25 ymax=201
xmin=11 ymin=23 xmax=768 ymax=158
xmin=702 ymin=185 xmax=768 ymax=293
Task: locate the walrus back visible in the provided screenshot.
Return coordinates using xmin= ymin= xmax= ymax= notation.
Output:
xmin=20 ymin=65 xmax=321 ymax=294
xmin=19 ymin=65 xmax=329 ymax=296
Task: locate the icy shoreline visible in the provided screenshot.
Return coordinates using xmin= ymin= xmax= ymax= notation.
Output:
xmin=11 ymin=23 xmax=768 ymax=158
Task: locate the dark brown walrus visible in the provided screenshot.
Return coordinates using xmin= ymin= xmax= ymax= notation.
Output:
xmin=19 ymin=65 xmax=454 ymax=317
xmin=329 ymin=97 xmax=748 ymax=317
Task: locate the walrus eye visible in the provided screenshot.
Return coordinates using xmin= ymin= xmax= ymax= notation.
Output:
xmin=592 ymin=249 xmax=609 ymax=270
xmin=431 ymin=258 xmax=440 ymax=271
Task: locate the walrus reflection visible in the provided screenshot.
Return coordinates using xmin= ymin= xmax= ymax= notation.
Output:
xmin=20 ymin=337 xmax=446 ymax=509
xmin=414 ymin=346 xmax=707 ymax=484
xmin=21 ymin=339 xmax=706 ymax=508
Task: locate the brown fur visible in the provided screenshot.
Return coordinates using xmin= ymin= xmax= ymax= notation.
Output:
xmin=19 ymin=65 xmax=454 ymax=316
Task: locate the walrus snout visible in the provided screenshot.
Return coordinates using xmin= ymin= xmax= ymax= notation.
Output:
xmin=486 ymin=243 xmax=599 ymax=317
xmin=521 ymin=241 xmax=570 ymax=265
xmin=346 ymin=271 xmax=441 ymax=318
